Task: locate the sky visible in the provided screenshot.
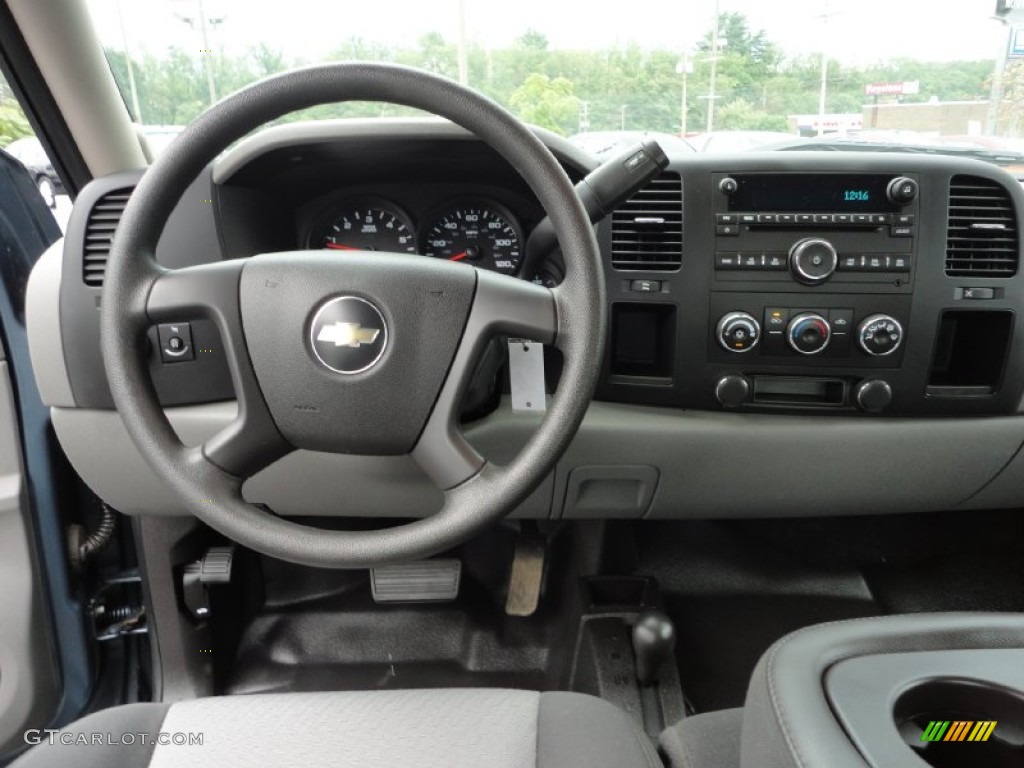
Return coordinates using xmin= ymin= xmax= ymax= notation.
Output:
xmin=87 ymin=0 xmax=1007 ymax=66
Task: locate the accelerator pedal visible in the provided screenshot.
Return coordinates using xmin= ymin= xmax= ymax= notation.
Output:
xmin=370 ymin=559 xmax=461 ymax=603
xmin=505 ymin=533 xmax=547 ymax=617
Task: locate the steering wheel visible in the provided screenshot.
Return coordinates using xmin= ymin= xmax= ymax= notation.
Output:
xmin=101 ymin=63 xmax=605 ymax=568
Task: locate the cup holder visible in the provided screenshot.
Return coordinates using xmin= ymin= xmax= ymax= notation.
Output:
xmin=894 ymin=678 xmax=1024 ymax=768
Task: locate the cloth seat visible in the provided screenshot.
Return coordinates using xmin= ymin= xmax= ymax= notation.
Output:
xmin=12 ymin=688 xmax=661 ymax=768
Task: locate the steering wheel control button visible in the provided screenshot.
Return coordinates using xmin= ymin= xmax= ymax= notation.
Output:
xmin=309 ymin=296 xmax=388 ymax=374
xmin=858 ymin=314 xmax=903 ymax=357
xmin=787 ymin=312 xmax=831 ymax=355
xmin=789 ymin=238 xmax=838 ymax=285
xmin=855 ymin=379 xmax=894 ymax=413
xmin=157 ymin=322 xmax=194 ymax=363
xmin=717 ymin=312 xmax=760 ymax=353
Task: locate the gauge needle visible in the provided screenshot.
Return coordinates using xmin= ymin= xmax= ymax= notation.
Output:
xmin=324 ymin=243 xmax=358 ymax=251
xmin=449 ymin=251 xmax=468 ymax=262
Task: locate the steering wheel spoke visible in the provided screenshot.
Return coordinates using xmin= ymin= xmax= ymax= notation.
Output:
xmin=147 ymin=262 xmax=292 ymax=477
xmin=411 ymin=270 xmax=556 ymax=490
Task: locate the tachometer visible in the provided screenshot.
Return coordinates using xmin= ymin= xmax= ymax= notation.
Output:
xmin=319 ymin=201 xmax=417 ymax=254
xmin=420 ymin=202 xmax=523 ymax=275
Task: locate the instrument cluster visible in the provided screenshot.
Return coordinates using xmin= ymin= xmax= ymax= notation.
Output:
xmin=308 ymin=196 xmax=549 ymax=281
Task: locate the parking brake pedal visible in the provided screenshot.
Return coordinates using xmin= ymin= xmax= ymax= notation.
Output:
xmin=505 ymin=533 xmax=546 ymax=617
xmin=371 ymin=559 xmax=461 ymax=603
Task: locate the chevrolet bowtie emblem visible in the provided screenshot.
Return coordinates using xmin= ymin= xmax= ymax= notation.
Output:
xmin=316 ymin=321 xmax=381 ymax=348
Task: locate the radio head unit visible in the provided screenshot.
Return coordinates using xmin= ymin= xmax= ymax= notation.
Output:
xmin=727 ymin=173 xmax=903 ymax=213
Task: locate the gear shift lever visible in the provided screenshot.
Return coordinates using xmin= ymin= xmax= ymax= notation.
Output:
xmin=631 ymin=610 xmax=676 ymax=687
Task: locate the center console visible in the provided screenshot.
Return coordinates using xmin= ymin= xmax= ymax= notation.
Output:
xmin=599 ymin=155 xmax=1024 ymax=416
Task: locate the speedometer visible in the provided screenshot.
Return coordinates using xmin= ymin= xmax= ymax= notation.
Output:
xmin=319 ymin=200 xmax=417 ymax=254
xmin=420 ymin=203 xmax=523 ymax=276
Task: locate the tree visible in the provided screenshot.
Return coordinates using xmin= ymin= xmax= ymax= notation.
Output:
xmin=509 ymin=73 xmax=578 ymax=134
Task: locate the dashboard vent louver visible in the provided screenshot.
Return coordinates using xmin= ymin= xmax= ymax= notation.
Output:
xmin=82 ymin=188 xmax=133 ymax=287
xmin=611 ymin=172 xmax=683 ymax=271
xmin=945 ymin=176 xmax=1019 ymax=278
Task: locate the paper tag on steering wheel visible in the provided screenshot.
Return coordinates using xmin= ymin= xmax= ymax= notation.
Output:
xmin=508 ymin=339 xmax=546 ymax=413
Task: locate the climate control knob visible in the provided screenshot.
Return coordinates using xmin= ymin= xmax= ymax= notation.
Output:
xmin=857 ymin=314 xmax=903 ymax=357
xmin=787 ymin=313 xmax=831 ymax=355
xmin=716 ymin=312 xmax=760 ymax=353
xmin=789 ymin=238 xmax=838 ymax=285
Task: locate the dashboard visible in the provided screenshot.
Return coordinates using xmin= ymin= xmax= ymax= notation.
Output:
xmin=27 ymin=119 xmax=1024 ymax=521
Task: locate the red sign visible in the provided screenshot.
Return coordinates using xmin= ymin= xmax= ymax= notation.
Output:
xmin=864 ymin=81 xmax=920 ymax=97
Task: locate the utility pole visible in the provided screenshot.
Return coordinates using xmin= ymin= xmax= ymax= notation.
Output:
xmin=706 ymin=0 xmax=721 ymax=133
xmin=620 ymin=104 xmax=627 ymax=130
xmin=816 ymin=1 xmax=838 ymax=136
xmin=987 ymin=17 xmax=1012 ymax=135
xmin=457 ymin=0 xmax=469 ymax=86
xmin=115 ymin=0 xmax=142 ymax=122
xmin=578 ymin=101 xmax=590 ymax=133
xmin=677 ymin=53 xmax=692 ymax=136
xmin=197 ymin=0 xmax=217 ymax=106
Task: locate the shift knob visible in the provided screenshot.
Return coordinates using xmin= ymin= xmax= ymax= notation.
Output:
xmin=631 ymin=610 xmax=676 ymax=687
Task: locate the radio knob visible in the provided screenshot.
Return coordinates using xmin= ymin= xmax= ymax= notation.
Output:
xmin=857 ymin=314 xmax=903 ymax=356
xmin=787 ymin=312 xmax=831 ymax=355
xmin=716 ymin=312 xmax=760 ymax=353
xmin=887 ymin=176 xmax=918 ymax=206
xmin=719 ymin=177 xmax=738 ymax=195
xmin=789 ymin=238 xmax=838 ymax=285
xmin=715 ymin=374 xmax=751 ymax=408
xmin=854 ymin=379 xmax=893 ymax=413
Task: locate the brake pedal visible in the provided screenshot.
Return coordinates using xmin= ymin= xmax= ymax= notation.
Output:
xmin=505 ymin=534 xmax=546 ymax=617
xmin=370 ymin=559 xmax=461 ymax=603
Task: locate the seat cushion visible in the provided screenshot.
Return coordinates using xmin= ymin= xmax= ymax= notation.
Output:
xmin=13 ymin=689 xmax=660 ymax=768
xmin=659 ymin=708 xmax=742 ymax=768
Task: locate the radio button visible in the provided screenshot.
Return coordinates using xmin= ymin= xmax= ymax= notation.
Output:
xmin=838 ymin=255 xmax=862 ymax=271
xmin=779 ymin=213 xmax=796 ymax=224
xmin=888 ymin=255 xmax=910 ymax=271
xmin=797 ymin=214 xmax=815 ymax=224
xmin=896 ymin=214 xmax=915 ymax=225
xmin=740 ymin=213 xmax=757 ymax=224
xmin=871 ymin=214 xmax=891 ymax=225
xmin=758 ymin=214 xmax=778 ymax=224
xmin=790 ymin=238 xmax=839 ymax=284
xmin=764 ymin=253 xmax=788 ymax=270
xmin=814 ymin=214 xmax=833 ymax=224
xmin=739 ymin=253 xmax=761 ymax=268
xmin=717 ymin=224 xmax=740 ymax=236
xmin=853 ymin=214 xmax=871 ymax=225
xmin=834 ymin=213 xmax=852 ymax=224
xmin=715 ymin=253 xmax=741 ymax=270
xmin=717 ymin=213 xmax=738 ymax=224
xmin=865 ymin=255 xmax=886 ymax=271
xmin=890 ymin=225 xmax=913 ymax=237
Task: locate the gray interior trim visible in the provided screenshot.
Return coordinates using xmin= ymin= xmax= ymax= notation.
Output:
xmin=659 ymin=708 xmax=743 ymax=768
xmin=537 ymin=691 xmax=660 ymax=768
xmin=50 ymin=400 xmax=1024 ymax=518
xmin=26 ymin=241 xmax=74 ymax=407
xmin=10 ymin=703 xmax=170 ymax=768
xmin=0 ymin=362 xmax=59 ymax=754
xmin=8 ymin=0 xmax=146 ymax=176
xmin=212 ymin=118 xmax=595 ymax=184
xmin=740 ymin=613 xmax=1024 ymax=768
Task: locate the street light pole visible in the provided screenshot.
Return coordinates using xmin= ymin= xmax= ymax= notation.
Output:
xmin=817 ymin=0 xmax=831 ymax=136
xmin=706 ymin=0 xmax=721 ymax=132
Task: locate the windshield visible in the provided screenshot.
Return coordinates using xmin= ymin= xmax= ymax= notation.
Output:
xmin=68 ymin=1 xmax=1024 ymax=166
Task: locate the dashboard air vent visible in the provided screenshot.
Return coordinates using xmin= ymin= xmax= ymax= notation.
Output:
xmin=945 ymin=176 xmax=1018 ymax=278
xmin=82 ymin=188 xmax=133 ymax=286
xmin=611 ymin=172 xmax=683 ymax=271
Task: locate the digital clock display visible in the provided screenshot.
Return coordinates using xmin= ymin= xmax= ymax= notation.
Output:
xmin=728 ymin=174 xmax=899 ymax=213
